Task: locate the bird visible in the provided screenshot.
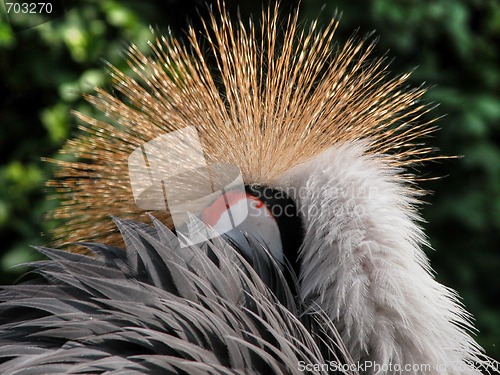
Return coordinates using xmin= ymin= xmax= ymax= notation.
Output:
xmin=0 ymin=2 xmax=497 ymax=374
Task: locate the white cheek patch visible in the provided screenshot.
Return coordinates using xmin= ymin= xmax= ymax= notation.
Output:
xmin=212 ymin=210 xmax=235 ymax=234
xmin=208 ymin=193 xmax=284 ymax=267
xmin=211 ymin=198 xmax=248 ymax=234
xmin=238 ymin=197 xmax=284 ymax=265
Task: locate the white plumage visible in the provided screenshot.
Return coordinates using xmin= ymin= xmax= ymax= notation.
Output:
xmin=274 ymin=142 xmax=490 ymax=373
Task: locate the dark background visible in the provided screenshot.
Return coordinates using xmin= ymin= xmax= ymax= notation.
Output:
xmin=1 ymin=0 xmax=499 ymax=361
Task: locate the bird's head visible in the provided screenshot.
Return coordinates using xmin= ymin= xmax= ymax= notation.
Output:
xmin=200 ymin=185 xmax=304 ymax=287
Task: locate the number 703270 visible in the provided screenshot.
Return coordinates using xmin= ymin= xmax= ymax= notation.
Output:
xmin=5 ymin=2 xmax=53 ymax=14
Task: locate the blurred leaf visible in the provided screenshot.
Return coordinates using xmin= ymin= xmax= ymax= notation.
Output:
xmin=0 ymin=200 xmax=8 ymax=228
xmin=41 ymin=103 xmax=71 ymax=144
xmin=0 ymin=22 xmax=15 ymax=47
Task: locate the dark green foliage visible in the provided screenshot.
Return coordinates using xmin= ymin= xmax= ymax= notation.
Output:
xmin=1 ymin=0 xmax=498 ymax=360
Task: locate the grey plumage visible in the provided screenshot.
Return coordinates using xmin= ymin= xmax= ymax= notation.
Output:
xmin=0 ymin=216 xmax=351 ymax=374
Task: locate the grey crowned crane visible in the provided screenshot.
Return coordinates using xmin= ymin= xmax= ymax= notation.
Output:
xmin=0 ymin=3 xmax=497 ymax=374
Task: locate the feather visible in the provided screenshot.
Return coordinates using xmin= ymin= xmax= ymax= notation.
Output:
xmin=0 ymin=218 xmax=352 ymax=374
xmin=273 ymin=141 xmax=496 ymax=374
